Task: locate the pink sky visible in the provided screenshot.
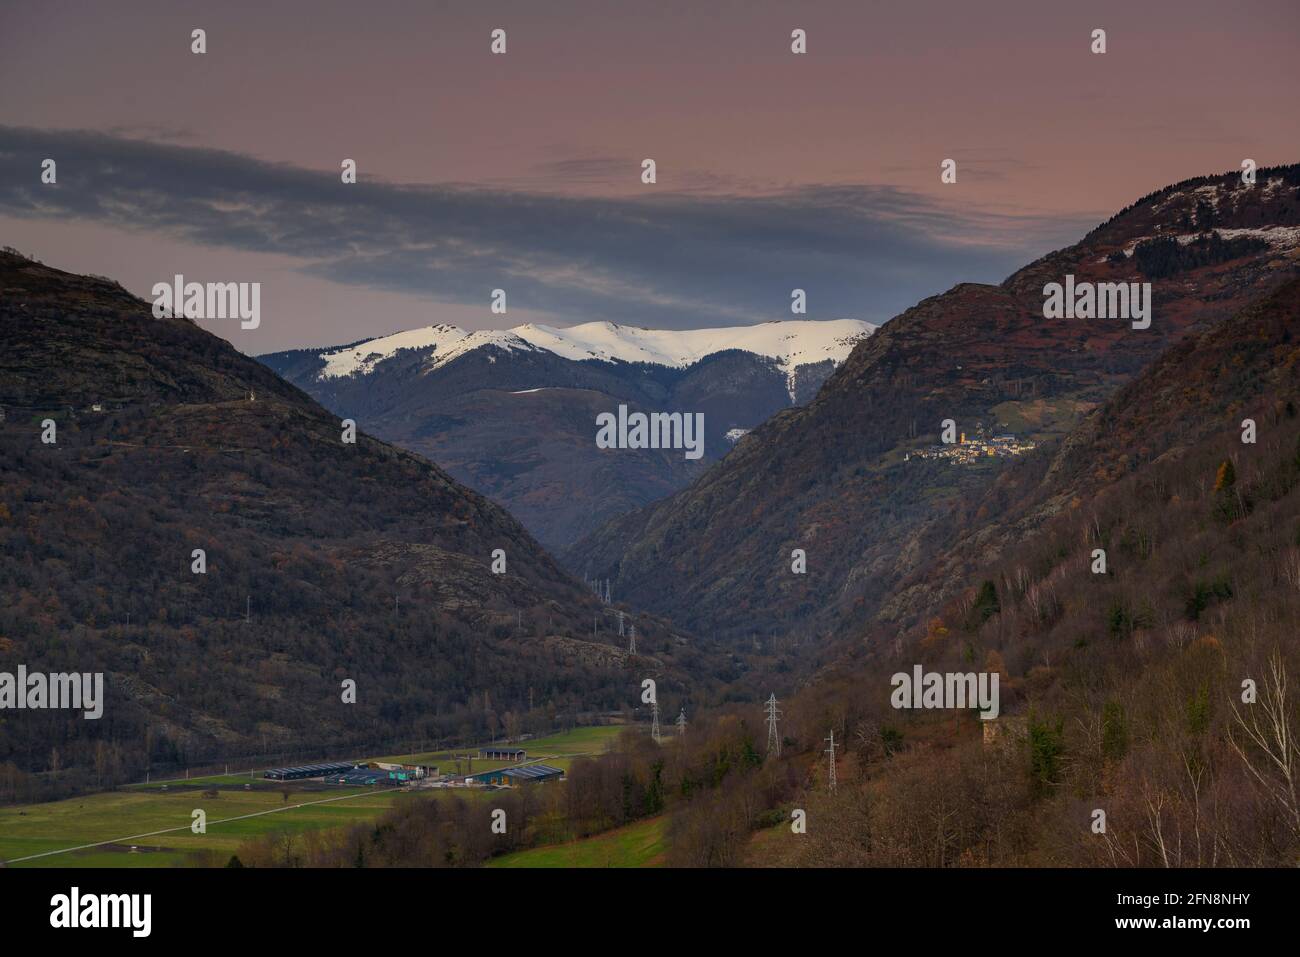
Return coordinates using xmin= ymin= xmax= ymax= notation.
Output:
xmin=1 ymin=0 xmax=1296 ymax=351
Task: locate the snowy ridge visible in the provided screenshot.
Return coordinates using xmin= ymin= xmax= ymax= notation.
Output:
xmin=315 ymin=318 xmax=876 ymax=382
xmin=317 ymin=324 xmax=541 ymax=379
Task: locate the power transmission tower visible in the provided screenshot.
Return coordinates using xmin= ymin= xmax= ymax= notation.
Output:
xmin=628 ymin=624 xmax=637 ymax=655
xmin=676 ymin=708 xmax=687 ymax=737
xmin=825 ymin=730 xmax=837 ymax=793
xmin=764 ymin=694 xmax=782 ymax=757
xmin=650 ymin=699 xmax=662 ymax=744
xmin=618 ymin=610 xmax=625 ymax=637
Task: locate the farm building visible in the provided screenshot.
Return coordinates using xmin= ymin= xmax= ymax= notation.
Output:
xmin=326 ymin=768 xmax=418 ymax=786
xmin=468 ymin=764 xmax=564 ymax=787
xmin=264 ymin=762 xmax=358 ymax=781
xmin=479 ymin=746 xmax=527 ymax=761
xmin=370 ymin=762 xmax=434 ymax=778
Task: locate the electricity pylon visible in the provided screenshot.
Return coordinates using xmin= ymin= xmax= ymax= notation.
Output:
xmin=764 ymin=694 xmax=782 ymax=757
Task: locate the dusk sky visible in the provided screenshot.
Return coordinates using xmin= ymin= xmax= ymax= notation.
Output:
xmin=1 ymin=0 xmax=1296 ymax=353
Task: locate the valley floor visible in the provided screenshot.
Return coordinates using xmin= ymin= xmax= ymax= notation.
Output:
xmin=0 ymin=726 xmax=621 ymax=868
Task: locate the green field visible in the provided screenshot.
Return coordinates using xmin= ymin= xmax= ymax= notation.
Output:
xmin=370 ymin=724 xmax=626 ymax=776
xmin=486 ymin=815 xmax=666 ymax=868
xmin=0 ymin=725 xmax=625 ymax=868
xmin=0 ymin=782 xmax=408 ymax=867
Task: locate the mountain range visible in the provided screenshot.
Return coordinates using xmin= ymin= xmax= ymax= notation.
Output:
xmin=261 ymin=319 xmax=873 ymax=549
xmin=567 ymin=167 xmax=1300 ymax=646
xmin=7 ymin=165 xmax=1299 ymax=808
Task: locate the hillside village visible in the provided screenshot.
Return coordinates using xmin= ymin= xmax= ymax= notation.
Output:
xmin=906 ymin=427 xmax=1037 ymax=465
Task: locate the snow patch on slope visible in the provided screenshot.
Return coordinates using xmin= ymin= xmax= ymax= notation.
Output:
xmin=1097 ymin=224 xmax=1300 ymax=263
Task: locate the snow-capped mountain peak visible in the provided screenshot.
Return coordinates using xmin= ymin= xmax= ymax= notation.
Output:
xmin=316 ymin=324 xmax=539 ymax=379
xmin=315 ymin=318 xmax=876 ymax=381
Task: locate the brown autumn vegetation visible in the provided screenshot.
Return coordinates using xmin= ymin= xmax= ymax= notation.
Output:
xmin=768 ymin=279 xmax=1300 ymax=866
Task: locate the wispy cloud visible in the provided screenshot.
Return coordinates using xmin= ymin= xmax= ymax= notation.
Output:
xmin=882 ymin=150 xmax=1046 ymax=184
xmin=0 ymin=126 xmax=1101 ymax=329
xmin=101 ymin=124 xmax=199 ymax=144
xmin=501 ymin=153 xmax=775 ymax=196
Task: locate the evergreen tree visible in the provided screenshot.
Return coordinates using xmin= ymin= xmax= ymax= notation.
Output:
xmin=970 ymin=579 xmax=1001 ymax=627
xmin=1028 ymin=712 xmax=1065 ymax=798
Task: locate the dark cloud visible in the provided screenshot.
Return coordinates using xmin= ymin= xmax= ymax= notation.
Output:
xmin=0 ymin=126 xmax=1100 ymax=330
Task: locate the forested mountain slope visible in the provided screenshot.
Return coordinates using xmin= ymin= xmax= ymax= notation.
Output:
xmin=771 ymin=276 xmax=1300 ymax=866
xmin=0 ymin=251 xmax=705 ymax=801
xmin=569 ymin=167 xmax=1300 ymax=647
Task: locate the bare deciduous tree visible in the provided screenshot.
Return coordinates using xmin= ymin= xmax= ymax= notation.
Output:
xmin=1228 ymin=653 xmax=1300 ymax=842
